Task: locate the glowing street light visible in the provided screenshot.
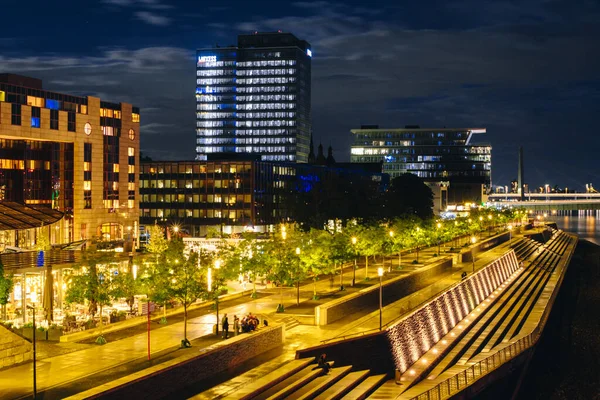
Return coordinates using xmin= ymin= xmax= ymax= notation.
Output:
xmin=436 ymin=222 xmax=442 ymax=255
xmin=351 ymin=237 xmax=357 ymax=286
xmin=388 ymin=231 xmax=394 ymax=272
xmin=295 ymin=247 xmax=301 ymax=305
xmin=213 ymin=259 xmax=221 ymax=336
xmin=508 ymin=225 xmax=513 ymax=247
xmin=27 ymin=292 xmax=38 ymax=399
xmin=378 ymin=267 xmax=384 ymax=330
xmin=471 ymin=236 xmax=477 ymax=273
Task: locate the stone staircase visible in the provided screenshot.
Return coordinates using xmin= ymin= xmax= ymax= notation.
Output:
xmin=223 ymin=357 xmax=388 ymax=400
xmin=280 ymin=316 xmax=301 ymax=331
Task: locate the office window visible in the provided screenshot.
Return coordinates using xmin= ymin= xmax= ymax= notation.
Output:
xmin=132 ymin=113 xmax=140 ymax=123
xmin=11 ymin=103 xmax=21 ymax=125
xmin=67 ymin=111 xmax=76 ymax=132
xmin=50 ymin=109 xmax=59 ymax=130
xmin=31 ymin=107 xmax=41 ymax=128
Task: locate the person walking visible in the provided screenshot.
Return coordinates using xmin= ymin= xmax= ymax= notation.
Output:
xmin=222 ymin=313 xmax=229 ymax=339
xmin=233 ymin=315 xmax=239 ymax=336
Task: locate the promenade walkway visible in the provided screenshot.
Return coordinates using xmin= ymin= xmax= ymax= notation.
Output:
xmin=0 ymin=230 xmax=507 ymax=400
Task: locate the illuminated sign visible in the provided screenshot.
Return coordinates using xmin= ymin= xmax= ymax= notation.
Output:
xmin=198 ymin=55 xmax=217 ymax=63
xmin=306 ymin=49 xmax=312 ymax=57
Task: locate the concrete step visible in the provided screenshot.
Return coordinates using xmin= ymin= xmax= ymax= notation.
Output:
xmin=281 ymin=316 xmax=301 ymax=330
xmin=319 ymin=370 xmax=371 ymax=400
xmin=367 ymin=378 xmax=402 ymax=399
xmin=226 ymin=358 xmax=315 ymax=400
xmin=341 ymin=373 xmax=388 ymax=400
xmin=264 ymin=367 xmax=326 ymax=400
xmin=289 ymin=365 xmax=353 ymax=400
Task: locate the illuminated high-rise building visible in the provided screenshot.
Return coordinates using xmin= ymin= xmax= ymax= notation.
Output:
xmin=196 ymin=32 xmax=312 ymax=162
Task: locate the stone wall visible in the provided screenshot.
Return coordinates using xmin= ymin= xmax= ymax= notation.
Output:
xmin=316 ymin=258 xmax=453 ymax=325
xmin=0 ymin=325 xmax=32 ymax=369
xmin=385 ymin=250 xmax=519 ymax=373
xmin=461 ymin=232 xmax=510 ymax=263
xmin=66 ymin=324 xmax=284 ymax=400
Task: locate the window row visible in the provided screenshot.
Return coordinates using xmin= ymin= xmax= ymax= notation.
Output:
xmin=262 ymin=154 xmax=296 ymax=162
xmin=197 ymin=112 xmax=235 ymax=119
xmin=100 ymin=108 xmax=122 ymax=119
xmin=142 ymin=163 xmax=251 ymax=174
xmin=235 ymin=129 xmax=289 ymax=136
xmin=236 ymin=94 xmax=295 ymax=101
xmin=235 ymin=137 xmax=295 ymax=144
xmin=236 ymin=112 xmax=296 ymax=119
xmin=196 ymin=138 xmax=235 ymax=145
xmin=235 ymin=120 xmax=296 ymax=127
xmin=237 ymin=60 xmax=296 ymax=67
xmin=142 ymin=193 xmax=252 ymax=203
xmin=236 ymin=86 xmax=290 ymax=93
xmin=196 ymin=86 xmax=235 ymax=94
xmin=236 ymin=69 xmax=295 ymax=76
xmin=236 ymin=77 xmax=296 ymax=84
xmin=143 ymin=208 xmax=252 ymax=220
xmin=196 ymin=94 xmax=235 ymax=102
xmin=196 ymin=69 xmax=236 ymax=77
xmin=197 ymin=104 xmax=235 ymax=111
xmin=237 ymin=146 xmax=290 ymax=153
xmin=196 ymin=61 xmax=236 ymax=68
xmin=236 ymin=103 xmax=295 ymax=110
xmin=197 ymin=78 xmax=235 ymax=85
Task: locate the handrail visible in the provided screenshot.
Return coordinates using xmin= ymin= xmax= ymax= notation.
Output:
xmin=410 ymin=332 xmax=536 ymax=400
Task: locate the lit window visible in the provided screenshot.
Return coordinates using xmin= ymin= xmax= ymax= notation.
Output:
xmin=132 ymin=113 xmax=140 ymax=123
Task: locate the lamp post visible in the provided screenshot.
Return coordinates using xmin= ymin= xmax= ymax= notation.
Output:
xmin=27 ymin=292 xmax=37 ymax=399
xmin=351 ymin=237 xmax=357 ymax=286
xmin=436 ymin=222 xmax=442 ymax=255
xmin=295 ymin=247 xmax=301 ymax=305
xmin=415 ymin=227 xmax=421 ymax=263
xmin=213 ymin=259 xmax=220 ymax=336
xmin=508 ymin=225 xmax=513 ymax=247
xmin=278 ymin=226 xmax=287 ymax=312
xmin=378 ymin=267 xmax=384 ymax=330
xmin=487 ymin=214 xmax=493 ymax=237
xmin=388 ymin=231 xmax=394 ymax=272
xmin=471 ymin=236 xmax=477 ymax=273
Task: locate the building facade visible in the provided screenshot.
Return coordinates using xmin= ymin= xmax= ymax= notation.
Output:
xmin=139 ymin=158 xmax=386 ymax=237
xmin=0 ymin=74 xmax=140 ymax=246
xmin=350 ymin=126 xmax=491 ymax=209
xmin=196 ymin=32 xmax=312 ymax=163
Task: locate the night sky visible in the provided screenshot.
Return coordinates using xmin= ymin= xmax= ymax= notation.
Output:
xmin=1 ymin=0 xmax=598 ymax=190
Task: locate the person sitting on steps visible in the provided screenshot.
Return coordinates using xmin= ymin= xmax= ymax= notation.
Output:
xmin=313 ymin=353 xmax=331 ymax=374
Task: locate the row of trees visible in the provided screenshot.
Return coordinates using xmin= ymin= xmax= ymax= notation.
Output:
xmin=61 ymin=206 xmax=525 ymax=344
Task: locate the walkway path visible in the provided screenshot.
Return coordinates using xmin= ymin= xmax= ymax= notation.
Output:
xmin=0 ymin=230 xmax=507 ymax=400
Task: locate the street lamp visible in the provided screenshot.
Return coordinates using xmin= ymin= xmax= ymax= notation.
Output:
xmin=295 ymin=247 xmax=301 ymax=305
xmin=351 ymin=237 xmax=357 ymax=286
xmin=487 ymin=214 xmax=493 ymax=237
xmin=508 ymin=225 xmax=513 ymax=247
xmin=436 ymin=222 xmax=442 ymax=255
xmin=415 ymin=227 xmax=421 ymax=263
xmin=378 ymin=267 xmax=384 ymax=331
xmin=471 ymin=236 xmax=477 ymax=273
xmin=213 ymin=259 xmax=220 ymax=336
xmin=388 ymin=231 xmax=394 ymax=272
xmin=27 ymin=292 xmax=38 ymax=399
xmin=278 ymin=226 xmax=287 ymax=311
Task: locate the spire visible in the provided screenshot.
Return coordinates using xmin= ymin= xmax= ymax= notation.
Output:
xmin=326 ymin=145 xmax=336 ymax=166
xmin=308 ymin=131 xmax=316 ymax=163
xmin=316 ymin=143 xmax=326 ymax=165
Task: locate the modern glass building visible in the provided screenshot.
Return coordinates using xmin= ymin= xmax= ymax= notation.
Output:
xmin=196 ymin=32 xmax=312 ymax=163
xmin=351 ymin=126 xmax=491 ymax=207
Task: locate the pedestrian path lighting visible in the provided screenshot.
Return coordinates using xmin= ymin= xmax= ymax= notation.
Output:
xmin=277 ymin=226 xmax=287 ymax=312
xmin=213 ymin=259 xmax=221 ymax=336
xmin=378 ymin=267 xmax=384 ymax=331
xmin=351 ymin=237 xmax=357 ymax=286
xmin=436 ymin=222 xmax=442 ymax=255
xmin=27 ymin=292 xmax=37 ymax=399
xmin=508 ymin=225 xmax=513 ymax=247
xmin=295 ymin=247 xmax=301 ymax=305
xmin=487 ymin=214 xmax=493 ymax=236
xmin=388 ymin=231 xmax=394 ymax=272
xmin=471 ymin=236 xmax=477 ymax=273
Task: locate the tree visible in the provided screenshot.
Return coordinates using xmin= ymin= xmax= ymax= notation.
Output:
xmin=144 ymin=224 xmax=171 ymax=322
xmin=65 ymin=249 xmax=117 ymax=341
xmin=163 ymin=237 xmax=206 ymax=346
xmin=35 ymin=224 xmax=51 ymax=251
xmin=146 ymin=224 xmax=168 ymax=259
xmin=110 ymin=270 xmax=138 ymax=314
xmin=381 ymin=173 xmax=434 ymax=220
xmin=298 ymin=229 xmax=334 ymax=299
xmin=0 ymin=259 xmax=13 ymax=321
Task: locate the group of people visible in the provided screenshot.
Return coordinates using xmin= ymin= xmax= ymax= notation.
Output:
xmin=220 ymin=312 xmax=262 ymax=338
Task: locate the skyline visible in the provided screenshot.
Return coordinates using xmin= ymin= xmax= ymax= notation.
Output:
xmin=1 ymin=0 xmax=598 ymax=189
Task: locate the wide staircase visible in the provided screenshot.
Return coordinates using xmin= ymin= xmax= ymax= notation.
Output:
xmin=201 ymin=230 xmax=575 ymax=400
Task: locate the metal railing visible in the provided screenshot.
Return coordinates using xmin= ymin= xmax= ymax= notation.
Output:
xmin=410 ymin=330 xmax=535 ymax=400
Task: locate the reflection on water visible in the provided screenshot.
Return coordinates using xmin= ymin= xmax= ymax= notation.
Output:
xmin=549 ymin=216 xmax=600 ymax=245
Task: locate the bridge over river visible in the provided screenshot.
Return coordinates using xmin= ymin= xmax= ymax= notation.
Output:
xmin=488 ymin=192 xmax=600 ymax=213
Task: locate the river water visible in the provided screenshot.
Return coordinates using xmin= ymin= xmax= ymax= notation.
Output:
xmin=549 ymin=215 xmax=600 ymax=245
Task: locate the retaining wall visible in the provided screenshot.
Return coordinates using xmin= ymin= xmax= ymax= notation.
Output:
xmin=0 ymin=325 xmax=32 ymax=369
xmin=315 ymin=258 xmax=453 ymax=326
xmin=66 ymin=324 xmax=284 ymax=400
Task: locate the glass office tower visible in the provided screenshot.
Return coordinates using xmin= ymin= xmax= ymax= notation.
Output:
xmin=196 ymin=32 xmax=312 ymax=163
xmin=351 ymin=126 xmax=491 ymax=206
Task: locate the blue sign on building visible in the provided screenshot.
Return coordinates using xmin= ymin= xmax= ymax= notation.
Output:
xmin=36 ymin=250 xmax=45 ymax=267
